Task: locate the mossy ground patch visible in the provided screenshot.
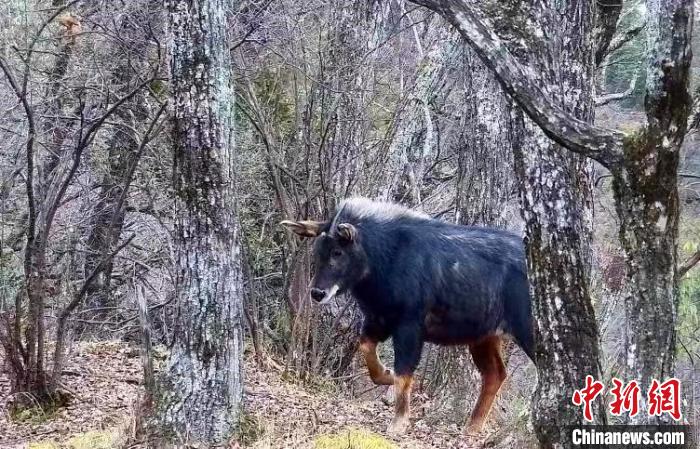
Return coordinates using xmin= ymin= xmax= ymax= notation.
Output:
xmin=314 ymin=428 xmax=397 ymax=449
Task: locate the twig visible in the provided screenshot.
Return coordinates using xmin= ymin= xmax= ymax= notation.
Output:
xmin=604 ymin=22 xmax=646 ymax=57
xmin=50 ymin=234 xmax=136 ymax=386
xmin=596 ymin=70 xmax=639 ymax=106
xmin=679 ymin=250 xmax=700 ymax=279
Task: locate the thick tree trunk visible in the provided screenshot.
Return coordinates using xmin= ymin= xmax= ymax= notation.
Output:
xmin=511 ymin=3 xmax=604 ymax=443
xmin=155 ymin=0 xmax=244 ymax=444
xmin=613 ymin=0 xmax=693 ymax=424
xmin=514 ymin=118 xmax=604 ymax=444
xmin=455 ymin=47 xmax=513 ymax=227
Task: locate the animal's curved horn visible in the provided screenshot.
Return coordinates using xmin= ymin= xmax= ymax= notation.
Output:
xmin=280 ymin=220 xmax=323 ymax=238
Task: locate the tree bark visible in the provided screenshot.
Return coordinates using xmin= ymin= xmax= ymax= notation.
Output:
xmin=612 ymin=0 xmax=693 ymax=424
xmin=155 ymin=0 xmax=244 ymax=444
xmin=510 ymin=0 xmax=604 ymax=443
xmin=385 ymin=25 xmax=459 ymax=206
xmin=455 ymin=46 xmax=513 ymax=227
xmin=594 ymin=0 xmax=623 ymax=66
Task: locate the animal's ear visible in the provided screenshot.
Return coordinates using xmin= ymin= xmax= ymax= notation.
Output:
xmin=280 ymin=220 xmax=325 ymax=238
xmin=336 ymin=223 xmax=357 ymax=243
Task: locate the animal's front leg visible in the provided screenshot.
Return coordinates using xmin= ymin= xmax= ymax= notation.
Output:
xmin=359 ymin=336 xmax=395 ymax=385
xmin=387 ymin=324 xmax=423 ymax=435
xmin=387 ymin=373 xmax=414 ymax=435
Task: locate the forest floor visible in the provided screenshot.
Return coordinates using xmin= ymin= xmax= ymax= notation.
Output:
xmin=0 ymin=341 xmax=141 ymax=449
xmin=1 ymin=341 xmax=527 ymax=449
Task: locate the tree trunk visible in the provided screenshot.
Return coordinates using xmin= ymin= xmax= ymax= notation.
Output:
xmin=613 ymin=0 xmax=693 ymax=424
xmin=155 ymin=0 xmax=244 ymax=444
xmin=455 ymin=46 xmax=513 ymax=227
xmin=385 ymin=26 xmax=459 ymax=206
xmin=510 ymin=1 xmax=604 ymax=443
xmin=16 ymin=0 xmax=78 ymax=403
xmin=594 ymin=0 xmax=623 ymax=66
xmin=513 ymin=117 xmax=604 ymax=445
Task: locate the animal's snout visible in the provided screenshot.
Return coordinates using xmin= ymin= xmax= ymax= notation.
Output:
xmin=310 ymin=288 xmax=326 ymax=302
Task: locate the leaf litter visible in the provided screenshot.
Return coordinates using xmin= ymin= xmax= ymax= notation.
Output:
xmin=2 ymin=342 xmax=496 ymax=448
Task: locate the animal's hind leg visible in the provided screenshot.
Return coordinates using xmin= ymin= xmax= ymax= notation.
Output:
xmin=359 ymin=336 xmax=395 ymax=385
xmin=467 ymin=335 xmax=506 ymax=434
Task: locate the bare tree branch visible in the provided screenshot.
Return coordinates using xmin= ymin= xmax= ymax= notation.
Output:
xmin=679 ymin=250 xmax=700 ymax=279
xmin=596 ymin=70 xmax=639 ymax=106
xmin=106 ymin=100 xmax=168 ymax=233
xmin=0 ymin=56 xmax=39 ymax=370
xmin=42 ymin=76 xmax=157 ymax=240
xmin=605 ymin=22 xmax=646 ymax=57
xmin=410 ymin=0 xmax=626 ymax=169
xmin=50 ymin=234 xmax=136 ymax=386
xmin=19 ymin=0 xmax=81 ymax=97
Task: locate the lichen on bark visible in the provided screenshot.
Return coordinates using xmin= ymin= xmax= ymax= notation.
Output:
xmin=154 ymin=0 xmax=245 ymax=444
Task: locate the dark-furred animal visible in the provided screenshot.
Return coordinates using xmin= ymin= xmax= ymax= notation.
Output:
xmin=281 ymin=197 xmax=534 ymax=435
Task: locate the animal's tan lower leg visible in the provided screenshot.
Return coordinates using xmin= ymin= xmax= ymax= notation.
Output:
xmin=387 ymin=374 xmax=413 ymax=434
xmin=359 ymin=337 xmax=395 ymax=385
xmin=467 ymin=336 xmax=506 ymax=433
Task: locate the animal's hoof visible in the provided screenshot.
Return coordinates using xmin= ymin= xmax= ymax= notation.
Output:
xmin=387 ymin=417 xmax=409 ymax=435
xmin=465 ymin=420 xmax=485 ymax=436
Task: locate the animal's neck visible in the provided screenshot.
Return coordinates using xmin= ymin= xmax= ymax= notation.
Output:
xmin=352 ymin=252 xmax=395 ymax=309
xmin=348 ymin=221 xmax=402 ymax=305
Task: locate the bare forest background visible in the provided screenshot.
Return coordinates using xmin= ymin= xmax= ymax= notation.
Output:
xmin=0 ymin=0 xmax=699 ymax=448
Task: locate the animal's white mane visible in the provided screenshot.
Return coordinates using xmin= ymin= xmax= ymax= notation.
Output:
xmin=335 ymin=197 xmax=429 ymax=223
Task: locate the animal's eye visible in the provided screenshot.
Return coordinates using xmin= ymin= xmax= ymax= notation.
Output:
xmin=331 ymin=249 xmax=342 ymax=257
